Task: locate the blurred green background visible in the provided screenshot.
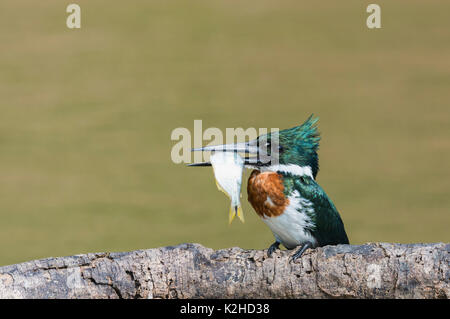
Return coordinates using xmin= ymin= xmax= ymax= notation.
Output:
xmin=0 ymin=0 xmax=449 ymax=266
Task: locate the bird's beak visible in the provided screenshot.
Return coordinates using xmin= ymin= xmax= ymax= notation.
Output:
xmin=188 ymin=142 xmax=259 ymax=167
xmin=191 ymin=142 xmax=255 ymax=153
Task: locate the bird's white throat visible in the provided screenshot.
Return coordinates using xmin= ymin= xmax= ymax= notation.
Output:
xmin=261 ymin=164 xmax=314 ymax=179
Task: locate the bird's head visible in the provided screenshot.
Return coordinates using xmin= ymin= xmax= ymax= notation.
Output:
xmin=190 ymin=115 xmax=321 ymax=179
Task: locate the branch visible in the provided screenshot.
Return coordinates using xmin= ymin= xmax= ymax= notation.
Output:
xmin=0 ymin=243 xmax=448 ymax=298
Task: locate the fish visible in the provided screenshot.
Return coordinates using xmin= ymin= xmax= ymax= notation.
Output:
xmin=209 ymin=151 xmax=245 ymax=224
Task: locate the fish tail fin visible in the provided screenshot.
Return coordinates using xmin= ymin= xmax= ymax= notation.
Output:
xmin=229 ymin=204 xmax=244 ymax=224
xmin=228 ymin=205 xmax=235 ymax=224
xmin=236 ymin=205 xmax=244 ymax=223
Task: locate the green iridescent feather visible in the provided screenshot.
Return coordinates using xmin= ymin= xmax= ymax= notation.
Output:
xmin=282 ymin=174 xmax=349 ymax=246
xmin=268 ymin=115 xmax=321 ymax=178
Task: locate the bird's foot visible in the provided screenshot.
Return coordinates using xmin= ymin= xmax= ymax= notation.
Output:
xmin=290 ymin=242 xmax=313 ymax=262
xmin=267 ymin=241 xmax=280 ymax=258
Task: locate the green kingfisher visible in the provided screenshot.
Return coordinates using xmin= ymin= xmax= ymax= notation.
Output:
xmin=190 ymin=115 xmax=349 ymax=261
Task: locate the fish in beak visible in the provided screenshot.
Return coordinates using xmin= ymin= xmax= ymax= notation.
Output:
xmin=188 ymin=136 xmax=280 ymax=223
xmin=209 ymin=151 xmax=245 ymax=224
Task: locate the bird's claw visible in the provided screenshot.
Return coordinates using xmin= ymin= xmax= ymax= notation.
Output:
xmin=290 ymin=242 xmax=313 ymax=262
xmin=267 ymin=241 xmax=280 ymax=258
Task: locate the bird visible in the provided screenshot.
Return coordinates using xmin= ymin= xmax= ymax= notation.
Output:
xmin=190 ymin=115 xmax=349 ymax=261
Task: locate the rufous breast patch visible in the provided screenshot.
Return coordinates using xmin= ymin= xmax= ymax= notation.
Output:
xmin=247 ymin=170 xmax=289 ymax=218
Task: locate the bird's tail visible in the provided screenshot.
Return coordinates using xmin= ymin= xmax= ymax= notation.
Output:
xmin=229 ymin=204 xmax=244 ymax=224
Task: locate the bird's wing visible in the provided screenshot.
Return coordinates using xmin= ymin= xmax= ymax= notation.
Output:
xmin=288 ymin=176 xmax=349 ymax=246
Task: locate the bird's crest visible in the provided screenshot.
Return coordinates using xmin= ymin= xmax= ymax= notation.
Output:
xmin=295 ymin=114 xmax=320 ymax=152
xmin=279 ymin=114 xmax=320 ymax=152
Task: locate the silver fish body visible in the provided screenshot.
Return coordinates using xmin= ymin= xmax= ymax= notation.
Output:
xmin=210 ymin=151 xmax=245 ymax=223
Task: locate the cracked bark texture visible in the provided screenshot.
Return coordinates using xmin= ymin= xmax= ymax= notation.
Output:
xmin=0 ymin=243 xmax=448 ymax=299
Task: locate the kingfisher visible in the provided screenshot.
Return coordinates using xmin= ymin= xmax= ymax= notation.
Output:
xmin=190 ymin=115 xmax=349 ymax=261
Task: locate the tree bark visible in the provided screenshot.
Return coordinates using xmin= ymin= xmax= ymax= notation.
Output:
xmin=0 ymin=243 xmax=448 ymax=299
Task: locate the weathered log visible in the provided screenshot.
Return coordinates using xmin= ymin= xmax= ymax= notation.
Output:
xmin=0 ymin=243 xmax=448 ymax=299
